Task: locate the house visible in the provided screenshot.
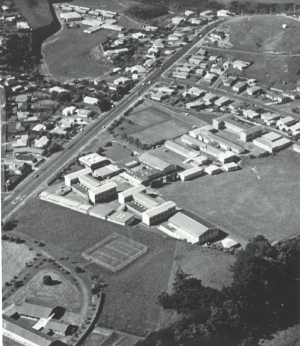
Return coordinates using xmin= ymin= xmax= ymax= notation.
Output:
xmin=203 ymin=73 xmax=218 ymax=84
xmin=144 ymin=25 xmax=158 ymax=31
xmin=167 ymin=211 xmax=220 ymax=244
xmin=185 ymin=10 xmax=195 ymax=17
xmin=243 ymin=109 xmax=260 ymax=119
xmin=247 ymin=86 xmax=262 ymax=95
xmin=144 ymin=59 xmax=156 ymax=69
xmin=233 ymin=82 xmax=247 ymax=93
xmin=159 ymin=87 xmax=176 ymax=95
xmin=76 ymin=109 xmax=92 ymax=118
xmin=16 ymin=22 xmax=31 ymax=31
xmin=277 ymin=116 xmax=296 ymax=129
xmin=132 ymin=32 xmax=146 ymax=39
xmin=168 ymin=34 xmax=179 ymax=41
xmin=214 ymin=96 xmax=231 ymax=107
xmin=131 ymin=65 xmax=146 ymax=74
xmin=203 ymin=93 xmax=218 ymax=103
xmin=12 ymin=135 xmax=28 ymax=148
xmin=179 ymin=166 xmax=204 ymax=181
xmin=200 ymin=10 xmax=215 ymax=18
xmin=83 ymin=96 xmax=98 ymax=105
xmin=151 ymin=92 xmax=165 ymax=101
xmin=205 ymin=164 xmax=222 ymax=175
xmin=195 ymin=68 xmax=204 ymax=76
xmin=217 ymin=9 xmax=231 ymax=17
xmin=62 ymin=106 xmax=77 ymax=116
xmin=114 ymin=77 xmax=130 ymax=85
xmin=173 ymin=72 xmax=190 ymax=79
xmin=49 ymin=86 xmax=69 ymax=94
xmin=34 ymin=136 xmax=49 ymax=149
xmin=88 ymin=182 xmax=117 ymax=204
xmin=186 ymin=100 xmax=205 ymax=110
xmin=232 ymin=60 xmax=250 ymax=71
xmin=172 ymin=16 xmax=186 ymax=25
xmin=79 ymin=153 xmax=109 ymax=170
xmin=188 ymin=87 xmax=206 ymax=97
xmin=142 ymin=201 xmax=176 ymax=226
xmin=261 ymin=112 xmax=280 ymax=125
xmin=153 ymin=39 xmax=165 ymax=49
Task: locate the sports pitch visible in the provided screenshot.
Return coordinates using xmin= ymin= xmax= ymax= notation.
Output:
xmin=83 ymin=234 xmax=147 ymax=272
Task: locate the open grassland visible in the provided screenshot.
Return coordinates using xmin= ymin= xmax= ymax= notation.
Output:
xmin=5 ymin=268 xmax=83 ymax=312
xmin=224 ymin=15 xmax=300 ymax=54
xmin=2 ymin=242 xmax=35 ymax=286
xmin=103 ymin=142 xmax=133 ymax=162
xmin=13 ymin=0 xmax=53 ymax=30
xmin=42 ymin=26 xmax=113 ymax=82
xmin=218 ymin=0 xmax=300 ymax=3
xmin=159 ymin=150 xmax=300 ymax=245
xmin=71 ymin=0 xmax=127 ymax=14
xmin=214 ymin=48 xmax=300 ymax=88
xmin=97 ymin=239 xmax=177 ymax=336
xmin=14 ymin=198 xmax=166 ymax=258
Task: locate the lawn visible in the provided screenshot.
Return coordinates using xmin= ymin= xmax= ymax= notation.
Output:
xmin=97 ymin=238 xmax=177 ymax=336
xmin=158 ymin=150 xmax=300 ymax=245
xmin=5 ymin=268 xmax=83 ymax=312
xmin=224 ymin=15 xmax=300 ymax=54
xmin=13 ymin=0 xmax=53 ymax=30
xmin=2 ymin=242 xmax=35 ymax=286
xmin=71 ymin=0 xmax=127 ymax=14
xmin=103 ymin=142 xmax=133 ymax=162
xmin=42 ymin=24 xmax=114 ymax=82
xmin=120 ymin=104 xmax=190 ymax=145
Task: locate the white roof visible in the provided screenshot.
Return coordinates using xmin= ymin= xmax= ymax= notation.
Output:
xmin=32 ymin=124 xmax=46 ymax=132
xmin=222 ymin=237 xmax=238 ymax=248
xmin=205 ymin=164 xmax=220 ymax=173
xmin=65 ymin=167 xmax=92 ymax=180
xmin=89 ymin=182 xmax=117 ymax=195
xmin=49 ymin=86 xmax=69 ymax=93
xmin=261 ymin=132 xmax=282 ymax=142
xmin=118 ymin=185 xmax=146 ymax=199
xmin=180 ymin=166 xmax=203 ymax=177
xmin=79 ymin=153 xmax=107 ymax=166
xmin=143 ymin=201 xmax=176 ymax=218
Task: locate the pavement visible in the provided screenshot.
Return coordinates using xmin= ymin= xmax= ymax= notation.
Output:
xmin=1 ymin=20 xmax=224 ymax=221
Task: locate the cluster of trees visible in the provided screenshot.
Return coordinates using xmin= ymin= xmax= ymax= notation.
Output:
xmin=125 ymin=4 xmax=169 ymax=21
xmin=137 ymin=235 xmax=300 ymax=346
xmin=227 ymin=1 xmax=300 ymax=14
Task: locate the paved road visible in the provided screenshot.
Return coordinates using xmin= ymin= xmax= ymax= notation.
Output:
xmin=1 ymin=21 xmax=224 ymax=221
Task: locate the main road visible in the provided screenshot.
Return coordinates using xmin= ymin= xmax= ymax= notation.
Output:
xmin=1 ymin=20 xmax=223 ymax=221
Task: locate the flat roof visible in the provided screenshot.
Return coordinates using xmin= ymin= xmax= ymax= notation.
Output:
xmin=79 ymin=153 xmax=108 ymax=166
xmin=109 ymin=211 xmax=134 ymax=223
xmin=143 ymin=201 xmax=176 ymax=218
xmin=90 ymin=182 xmax=117 ymax=195
xmin=139 ymin=152 xmax=174 ymax=171
xmin=89 ymin=204 xmax=116 ymax=218
xmin=79 ymin=175 xmax=101 ymax=190
xmin=118 ymin=185 xmax=146 ymax=199
xmin=134 ymin=192 xmax=160 ymax=209
xmin=262 ymin=132 xmax=282 ymax=142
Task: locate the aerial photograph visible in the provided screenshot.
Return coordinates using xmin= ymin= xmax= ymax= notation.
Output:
xmin=0 ymin=0 xmax=300 ymax=345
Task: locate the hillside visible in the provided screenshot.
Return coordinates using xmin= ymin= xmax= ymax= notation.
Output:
xmin=224 ymin=15 xmax=300 ymax=54
xmin=12 ymin=0 xmax=53 ymax=30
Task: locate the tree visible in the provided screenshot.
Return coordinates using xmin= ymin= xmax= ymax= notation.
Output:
xmin=43 ymin=275 xmax=52 ymax=285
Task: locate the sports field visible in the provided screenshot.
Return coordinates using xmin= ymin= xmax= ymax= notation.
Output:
xmin=83 ymin=234 xmax=147 ymax=272
xmin=159 ymin=150 xmax=300 ymax=245
xmin=122 ymin=104 xmax=190 ymax=144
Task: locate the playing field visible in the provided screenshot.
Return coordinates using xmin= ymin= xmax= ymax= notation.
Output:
xmin=159 ymin=150 xmax=300 ymax=245
xmin=123 ymin=104 xmax=190 ymax=145
xmin=83 ymin=234 xmax=147 ymax=272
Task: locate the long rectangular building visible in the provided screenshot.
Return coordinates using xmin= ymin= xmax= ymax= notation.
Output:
xmin=118 ymin=185 xmax=146 ymax=203
xmin=179 ymin=166 xmax=204 ymax=181
xmin=142 ymin=201 xmax=176 ymax=226
xmin=64 ymin=168 xmax=92 ymax=186
xmin=88 ymin=182 xmax=117 ymax=204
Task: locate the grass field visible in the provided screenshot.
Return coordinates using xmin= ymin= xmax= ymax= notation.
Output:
xmin=13 ymin=0 xmax=53 ymax=30
xmin=159 ymin=150 xmax=300 ymax=245
xmin=71 ymin=0 xmax=127 ymax=14
xmin=120 ymin=104 xmax=190 ymax=145
xmin=42 ymin=25 xmax=114 ymax=82
xmin=210 ymin=47 xmax=300 ymax=88
xmin=103 ymin=142 xmax=133 ymax=162
xmin=5 ymin=268 xmax=83 ymax=312
xmin=218 ymin=0 xmax=300 ymax=3
xmin=2 ymin=242 xmax=35 ymax=286
xmin=224 ymin=15 xmax=300 ymax=54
